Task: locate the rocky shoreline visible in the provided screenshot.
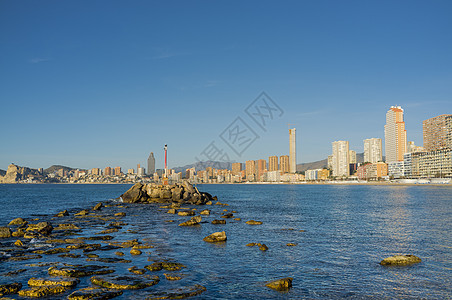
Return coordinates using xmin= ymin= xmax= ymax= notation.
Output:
xmin=0 ymin=182 xmax=422 ymax=299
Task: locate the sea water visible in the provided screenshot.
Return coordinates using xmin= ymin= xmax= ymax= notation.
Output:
xmin=0 ymin=183 xmax=451 ymax=299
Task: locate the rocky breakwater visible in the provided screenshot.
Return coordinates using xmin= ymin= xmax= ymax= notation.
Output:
xmin=120 ymin=180 xmax=215 ymax=205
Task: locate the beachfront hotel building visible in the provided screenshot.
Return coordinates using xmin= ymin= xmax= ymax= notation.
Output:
xmin=349 ymin=150 xmax=357 ymax=164
xmin=280 ymin=155 xmax=290 ymax=174
xmin=364 ymin=138 xmax=383 ymax=163
xmin=268 ymin=156 xmax=278 ymax=172
xmin=423 ymin=114 xmax=452 ymax=151
xmin=384 ymin=106 xmax=407 ymax=162
xmin=256 ymin=159 xmax=267 ymax=181
xmin=232 ymin=162 xmax=242 ymax=175
xmin=245 ymin=160 xmax=256 ymax=181
xmin=289 ymin=128 xmax=297 ymax=173
xmin=332 ymin=140 xmax=350 ymax=177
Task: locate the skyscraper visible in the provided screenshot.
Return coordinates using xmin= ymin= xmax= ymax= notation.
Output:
xmin=256 ymin=159 xmax=267 ymax=181
xmin=280 ymin=155 xmax=290 ymax=173
xmin=147 ymin=152 xmax=155 ymax=175
xmin=349 ymin=150 xmax=357 ymax=164
xmin=245 ymin=160 xmax=256 ymax=181
xmin=232 ymin=163 xmax=242 ymax=175
xmin=289 ymin=128 xmax=296 ymax=173
xmin=268 ymin=156 xmax=278 ymax=172
xmin=364 ymin=138 xmax=383 ymax=163
xmin=422 ymin=114 xmax=452 ymax=151
xmin=332 ymin=141 xmax=350 ymax=177
xmin=384 ymin=106 xmax=407 ymax=162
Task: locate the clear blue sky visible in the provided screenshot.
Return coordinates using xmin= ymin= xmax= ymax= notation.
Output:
xmin=1 ymin=0 xmax=451 ymax=171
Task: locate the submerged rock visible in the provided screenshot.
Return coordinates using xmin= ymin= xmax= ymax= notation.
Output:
xmin=27 ymin=277 xmax=80 ymax=287
xmin=92 ymin=202 xmax=103 ymax=211
xmin=265 ymin=277 xmax=293 ymax=291
xmin=179 ymin=216 xmax=202 ymax=226
xmin=8 ymin=217 xmax=27 ymax=226
xmin=259 ymin=244 xmax=269 ymax=251
xmin=145 ymin=284 xmax=206 ymax=299
xmin=48 ymin=265 xmax=115 ymax=277
xmin=68 ymin=287 xmax=123 ymax=299
xmin=0 ymin=282 xmax=22 ymax=296
xmin=26 ymin=222 xmax=53 ymax=235
xmin=212 ymin=220 xmax=226 ymax=225
xmin=246 ymin=220 xmax=263 ymax=225
xmin=18 ymin=285 xmax=69 ymax=298
xmin=54 ymin=210 xmax=69 ymax=217
xmin=380 ymin=255 xmax=422 ymax=266
xmin=90 ymin=275 xmax=159 ymax=289
xmin=203 ymin=231 xmax=227 ymax=243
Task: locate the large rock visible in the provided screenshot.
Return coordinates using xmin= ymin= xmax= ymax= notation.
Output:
xmin=380 ymin=255 xmax=421 ymax=266
xmin=8 ymin=217 xmax=27 ymax=226
xmin=265 ymin=277 xmax=293 ymax=291
xmin=179 ymin=216 xmax=202 ymax=226
xmin=0 ymin=164 xmax=21 ymax=183
xmin=203 ymin=231 xmax=227 ymax=243
xmin=0 ymin=227 xmax=12 ymax=238
xmin=121 ymin=183 xmax=147 ymax=203
xmin=26 ymin=222 xmax=53 ymax=235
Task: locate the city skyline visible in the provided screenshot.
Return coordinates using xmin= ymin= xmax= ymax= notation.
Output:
xmin=1 ymin=1 xmax=451 ymax=171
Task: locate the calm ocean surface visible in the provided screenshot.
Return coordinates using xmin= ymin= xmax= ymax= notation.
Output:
xmin=0 ymin=183 xmax=451 ymax=299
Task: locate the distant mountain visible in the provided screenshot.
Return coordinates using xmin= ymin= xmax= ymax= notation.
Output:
xmin=0 ymin=169 xmax=6 ymax=176
xmin=296 ymin=152 xmax=365 ymax=172
xmin=44 ymin=165 xmax=78 ymax=174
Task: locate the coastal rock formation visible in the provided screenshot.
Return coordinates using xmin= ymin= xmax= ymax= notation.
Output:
xmin=203 ymin=231 xmax=227 ymax=243
xmin=0 ymin=164 xmax=43 ymax=183
xmin=0 ymin=282 xmax=22 ymax=297
xmin=0 ymin=226 xmax=12 ymax=238
xmin=265 ymin=277 xmax=293 ymax=291
xmin=380 ymin=255 xmax=422 ymax=266
xmin=120 ymin=180 xmax=214 ymax=205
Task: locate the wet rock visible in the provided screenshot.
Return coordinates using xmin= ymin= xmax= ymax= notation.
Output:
xmin=115 ymin=212 xmax=126 ymax=217
xmin=144 ymin=262 xmax=163 ymax=272
xmin=246 ymin=220 xmax=263 ymax=225
xmin=93 ymin=202 xmax=103 ymax=211
xmin=74 ymin=209 xmax=89 ymax=216
xmin=18 ymin=285 xmax=69 ymax=297
xmin=12 ymin=228 xmax=25 ymax=237
xmin=211 ymin=220 xmax=226 ymax=225
xmin=48 ymin=265 xmax=115 ymax=277
xmin=199 ymin=209 xmax=210 ymax=215
xmin=83 ymin=235 xmax=114 ymax=241
xmin=68 ymin=287 xmax=123 ymax=299
xmin=167 ymin=208 xmax=177 ymax=214
xmin=54 ymin=210 xmax=69 ymax=217
xmin=8 ymin=254 xmax=42 ymax=261
xmin=221 ymin=213 xmax=233 ymax=219
xmin=128 ymin=266 xmax=146 ymax=275
xmin=205 ymin=201 xmax=213 ymax=205
xmin=265 ymin=277 xmax=293 ymax=291
xmin=234 ymin=218 xmax=241 ymax=221
xmin=286 ymin=243 xmax=297 ymax=247
xmin=26 ymin=222 xmax=53 ymax=235
xmin=53 ymin=223 xmax=80 ymax=231
xmin=380 ymin=255 xmax=422 ymax=266
xmin=33 ymin=247 xmax=70 ymax=255
xmin=115 ymin=251 xmax=124 ymax=256
xmin=8 ymin=217 xmax=27 ymax=226
xmin=179 ymin=216 xmax=202 ymax=226
xmin=65 ymin=238 xmax=85 ymax=244
xmin=215 ymin=202 xmax=229 ymax=206
xmin=67 ymin=243 xmax=100 ymax=251
xmin=14 ymin=240 xmax=24 ymax=247
xmin=145 ymin=284 xmax=206 ymax=299
xmin=246 ymin=243 xmax=258 ymax=247
xmin=0 ymin=282 xmax=22 ymax=296
xmin=85 ymin=254 xmax=99 ymax=258
xmin=164 ymin=273 xmax=184 ymax=281
xmin=0 ymin=227 xmax=12 ymax=238
xmin=259 ymin=244 xmax=269 ymax=251
xmin=90 ymin=274 xmax=159 ymax=289
xmin=28 ymin=277 xmax=80 ymax=287
xmin=203 ymin=231 xmax=227 ymax=243
xmin=162 ymin=262 xmax=186 ymax=271
xmin=177 ymin=211 xmax=195 ymax=217
xmin=130 ymin=248 xmax=142 ymax=255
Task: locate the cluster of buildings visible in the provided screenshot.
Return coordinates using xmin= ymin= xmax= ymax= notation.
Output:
xmin=322 ymin=108 xmax=451 ymax=181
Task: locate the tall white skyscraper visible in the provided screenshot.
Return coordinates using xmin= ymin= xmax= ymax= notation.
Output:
xmin=364 ymin=138 xmax=383 ymax=163
xmin=384 ymin=106 xmax=407 ymax=162
xmin=289 ymin=128 xmax=296 ymax=173
xmin=332 ymin=141 xmax=350 ymax=177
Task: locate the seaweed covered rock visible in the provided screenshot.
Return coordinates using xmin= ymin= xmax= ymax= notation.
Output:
xmin=380 ymin=255 xmax=422 ymax=266
xmin=0 ymin=282 xmax=22 ymax=297
xmin=265 ymin=277 xmax=293 ymax=291
xmin=0 ymin=226 xmax=12 ymax=238
xmin=48 ymin=265 xmax=115 ymax=277
xmin=68 ymin=287 xmax=123 ymax=299
xmin=203 ymin=231 xmax=227 ymax=243
xmin=90 ymin=275 xmax=159 ymax=289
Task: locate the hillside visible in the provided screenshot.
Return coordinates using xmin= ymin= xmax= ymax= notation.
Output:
xmin=44 ymin=165 xmax=78 ymax=175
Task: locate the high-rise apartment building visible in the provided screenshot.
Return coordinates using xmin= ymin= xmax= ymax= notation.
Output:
xmin=256 ymin=159 xmax=267 ymax=181
xmin=104 ymin=167 xmax=112 ymax=176
xmin=289 ymin=128 xmax=297 ymax=173
xmin=268 ymin=156 xmax=278 ymax=172
xmin=384 ymin=106 xmax=407 ymax=162
xmin=349 ymin=150 xmax=357 ymax=164
xmin=364 ymin=138 xmax=383 ymax=163
xmin=147 ymin=152 xmax=155 ymax=176
xmin=332 ymin=141 xmax=350 ymax=177
xmin=422 ymin=114 xmax=452 ymax=151
xmin=114 ymin=167 xmax=122 ymax=176
xmin=245 ymin=160 xmax=256 ymax=181
xmin=280 ymin=155 xmax=290 ymax=173
xmin=232 ymin=163 xmax=242 ymax=175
